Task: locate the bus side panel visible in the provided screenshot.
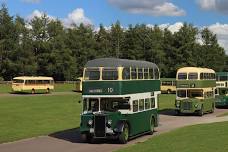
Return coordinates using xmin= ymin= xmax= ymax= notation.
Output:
xmin=125 ymin=109 xmax=158 ymax=137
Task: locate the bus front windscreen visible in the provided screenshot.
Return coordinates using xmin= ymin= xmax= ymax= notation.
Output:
xmin=84 ymin=68 xmax=100 ymax=80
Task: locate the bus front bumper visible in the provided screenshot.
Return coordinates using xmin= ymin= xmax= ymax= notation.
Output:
xmin=175 ymin=100 xmax=201 ymax=113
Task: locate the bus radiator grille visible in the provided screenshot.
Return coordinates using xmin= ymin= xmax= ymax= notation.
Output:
xmin=182 ymin=102 xmax=192 ymax=110
xmin=94 ymin=115 xmax=106 ymax=137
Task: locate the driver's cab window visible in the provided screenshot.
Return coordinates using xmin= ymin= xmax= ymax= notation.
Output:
xmin=83 ymin=98 xmax=99 ymax=112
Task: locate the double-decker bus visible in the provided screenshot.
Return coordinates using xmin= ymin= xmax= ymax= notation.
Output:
xmin=12 ymin=76 xmax=54 ymax=94
xmin=80 ymin=58 xmax=160 ymax=144
xmin=160 ymin=78 xmax=176 ymax=94
xmin=215 ymin=72 xmax=228 ymax=107
xmin=175 ymin=67 xmax=216 ymax=116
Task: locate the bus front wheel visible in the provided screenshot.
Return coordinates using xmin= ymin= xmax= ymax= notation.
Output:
xmin=46 ymin=88 xmax=50 ymax=94
xmin=32 ymin=89 xmax=35 ymax=94
xmin=80 ymin=133 xmax=92 ymax=143
xmin=119 ymin=123 xmax=129 ymax=144
xmin=198 ymin=105 xmax=204 ymax=116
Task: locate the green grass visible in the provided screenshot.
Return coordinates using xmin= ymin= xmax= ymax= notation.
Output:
xmin=0 ymin=83 xmax=75 ymax=93
xmin=54 ymin=83 xmax=75 ymax=92
xmin=0 ymin=84 xmax=11 ymax=93
xmin=117 ymin=121 xmax=228 ymax=152
xmin=0 ymin=94 xmax=82 ymax=143
xmin=158 ymin=94 xmax=175 ymax=111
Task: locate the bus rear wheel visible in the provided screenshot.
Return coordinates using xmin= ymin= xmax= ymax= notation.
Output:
xmin=119 ymin=123 xmax=129 ymax=144
xmin=149 ymin=117 xmax=155 ymax=135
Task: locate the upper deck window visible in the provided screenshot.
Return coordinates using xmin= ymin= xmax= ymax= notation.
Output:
xmin=154 ymin=68 xmax=159 ymax=79
xmin=188 ymin=73 xmax=198 ymax=80
xmin=131 ymin=68 xmax=137 ymax=79
xmin=144 ymin=68 xmax=149 ymax=79
xmin=123 ymin=68 xmax=130 ymax=80
xmin=102 ymin=68 xmax=118 ymax=80
xmin=84 ymin=68 xmax=100 ymax=80
xmin=138 ymin=69 xmax=143 ymax=79
xmin=178 ymin=73 xmax=187 ymax=80
xmin=13 ymin=79 xmax=24 ymax=83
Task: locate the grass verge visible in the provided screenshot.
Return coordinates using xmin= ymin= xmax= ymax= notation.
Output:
xmin=0 ymin=94 xmax=81 ymax=143
xmin=117 ymin=121 xmax=228 ymax=152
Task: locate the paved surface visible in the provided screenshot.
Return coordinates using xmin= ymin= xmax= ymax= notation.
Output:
xmin=0 ymin=108 xmax=228 ymax=152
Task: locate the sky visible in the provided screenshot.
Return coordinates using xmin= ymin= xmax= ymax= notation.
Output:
xmin=2 ymin=0 xmax=228 ymax=53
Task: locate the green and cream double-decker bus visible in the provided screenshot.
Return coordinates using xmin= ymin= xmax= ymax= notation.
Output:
xmin=215 ymin=72 xmax=228 ymax=107
xmin=80 ymin=58 xmax=160 ymax=144
xmin=175 ymin=67 xmax=216 ymax=116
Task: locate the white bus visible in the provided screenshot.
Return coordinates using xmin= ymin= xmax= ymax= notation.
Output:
xmin=12 ymin=76 xmax=54 ymax=94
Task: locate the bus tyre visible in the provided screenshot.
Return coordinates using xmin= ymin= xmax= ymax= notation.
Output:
xmin=46 ymin=88 xmax=50 ymax=94
xmin=198 ymin=105 xmax=204 ymax=116
xmin=211 ymin=103 xmax=215 ymax=113
xmin=175 ymin=110 xmax=181 ymax=116
xmin=32 ymin=89 xmax=35 ymax=94
xmin=80 ymin=133 xmax=91 ymax=143
xmin=149 ymin=117 xmax=155 ymax=135
xmin=119 ymin=123 xmax=129 ymax=144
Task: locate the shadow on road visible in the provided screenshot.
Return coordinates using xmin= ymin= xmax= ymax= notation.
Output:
xmin=49 ymin=128 xmax=82 ymax=143
xmin=159 ymin=108 xmax=176 ymax=116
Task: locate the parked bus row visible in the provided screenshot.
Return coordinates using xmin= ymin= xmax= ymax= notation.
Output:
xmin=8 ymin=58 xmax=228 ymax=144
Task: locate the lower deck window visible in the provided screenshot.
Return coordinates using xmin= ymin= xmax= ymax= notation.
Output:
xmin=139 ymin=99 xmax=144 ymax=111
xmin=133 ymin=100 xmax=138 ymax=112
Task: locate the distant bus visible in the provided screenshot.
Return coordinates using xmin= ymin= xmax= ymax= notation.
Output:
xmin=75 ymin=77 xmax=83 ymax=92
xmin=160 ymin=78 xmax=176 ymax=94
xmin=12 ymin=76 xmax=54 ymax=94
xmin=80 ymin=58 xmax=160 ymax=144
xmin=175 ymin=67 xmax=216 ymax=116
xmin=215 ymin=72 xmax=228 ymax=107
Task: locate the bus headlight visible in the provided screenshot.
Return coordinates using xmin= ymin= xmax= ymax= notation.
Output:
xmin=108 ymin=120 xmax=112 ymax=125
xmin=194 ymin=104 xmax=198 ymax=108
xmin=107 ymin=120 xmax=112 ymax=128
xmin=88 ymin=119 xmax=93 ymax=126
xmin=176 ymin=101 xmax=180 ymax=107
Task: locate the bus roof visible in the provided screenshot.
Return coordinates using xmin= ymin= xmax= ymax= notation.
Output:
xmin=177 ymin=67 xmax=215 ymax=74
xmin=13 ymin=76 xmax=54 ymax=80
xmin=85 ymin=58 xmax=158 ymax=69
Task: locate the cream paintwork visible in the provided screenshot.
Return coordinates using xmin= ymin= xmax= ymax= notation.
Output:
xmin=12 ymin=76 xmax=54 ymax=92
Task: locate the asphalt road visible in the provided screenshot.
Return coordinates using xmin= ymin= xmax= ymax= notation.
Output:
xmin=0 ymin=108 xmax=228 ymax=152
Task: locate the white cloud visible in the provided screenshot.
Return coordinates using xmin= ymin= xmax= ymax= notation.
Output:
xmin=197 ymin=0 xmax=228 ymax=14
xmin=22 ymin=0 xmax=41 ymax=4
xmin=154 ymin=22 xmax=183 ymax=33
xmin=208 ymin=23 xmax=228 ymax=53
xmin=26 ymin=10 xmax=56 ymax=21
xmin=108 ymin=0 xmax=186 ymax=16
xmin=63 ymin=8 xmax=92 ymax=28
xmin=26 ymin=8 xmax=92 ymax=28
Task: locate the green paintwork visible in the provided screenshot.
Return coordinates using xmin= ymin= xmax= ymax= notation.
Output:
xmin=175 ymin=98 xmax=215 ymax=114
xmin=176 ymin=80 xmax=216 ymax=88
xmin=80 ymin=109 xmax=158 ymax=137
xmin=82 ymin=80 xmax=160 ymax=95
xmin=215 ymin=95 xmax=228 ymax=107
xmin=160 ymin=78 xmax=176 ymax=81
